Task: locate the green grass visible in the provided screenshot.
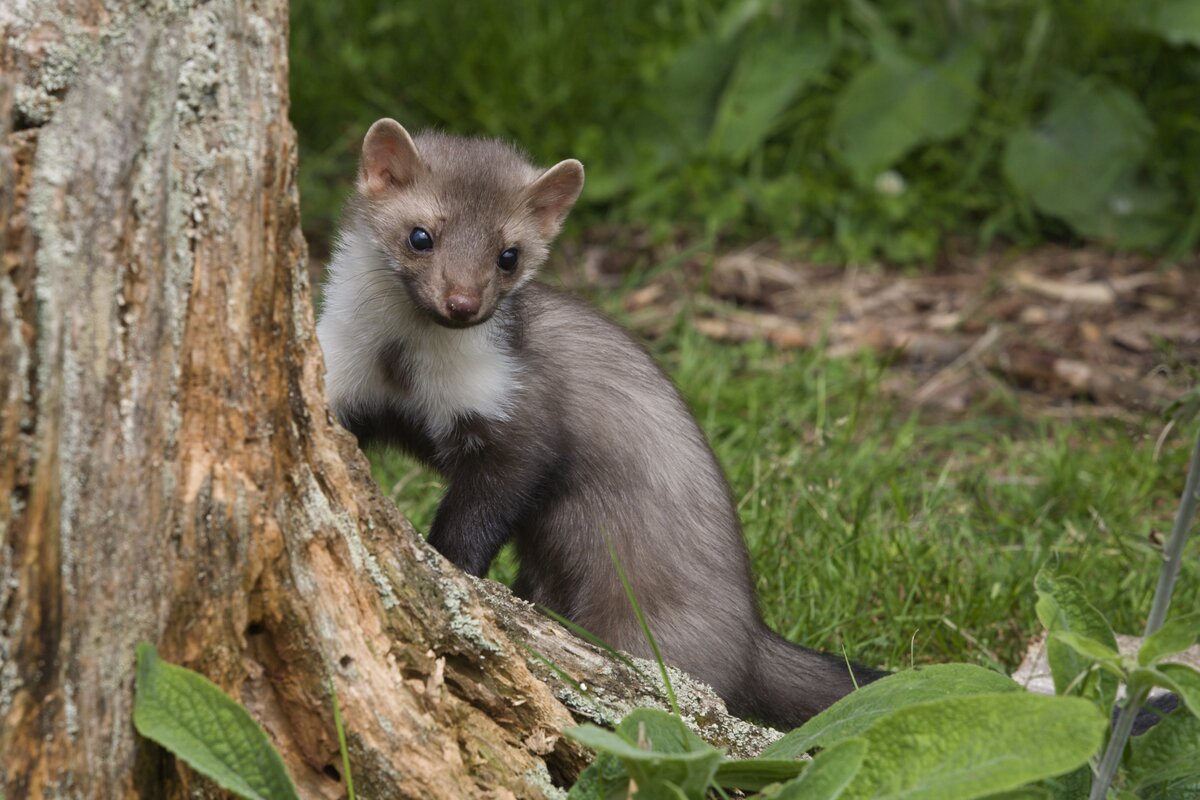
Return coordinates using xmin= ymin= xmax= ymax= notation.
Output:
xmin=368 ymin=288 xmax=1199 ymax=675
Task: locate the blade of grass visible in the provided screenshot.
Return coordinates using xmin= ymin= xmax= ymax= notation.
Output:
xmin=538 ymin=605 xmax=650 ymax=681
xmin=329 ymin=679 xmax=355 ymax=800
xmin=607 ymin=539 xmax=680 ymax=716
xmin=519 ymin=642 xmax=588 ymax=695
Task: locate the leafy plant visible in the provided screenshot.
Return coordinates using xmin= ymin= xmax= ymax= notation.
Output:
xmin=1087 ymin=421 xmax=1200 ymax=799
xmin=566 ymin=668 xmax=1106 ymax=799
xmin=133 ymin=643 xmax=300 ymax=800
xmin=293 ymin=0 xmax=1200 ymax=262
xmin=133 ymin=644 xmax=360 ymax=800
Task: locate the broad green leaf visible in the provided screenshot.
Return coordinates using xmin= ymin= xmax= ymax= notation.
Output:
xmin=1140 ymin=614 xmax=1200 ymax=666
xmin=830 ymin=44 xmax=983 ymax=183
xmin=1135 ymin=0 xmax=1200 ymax=47
xmin=714 ymin=757 xmax=806 ymax=791
xmin=1038 ymin=765 xmax=1092 ymax=800
xmin=566 ymin=709 xmax=722 ymax=798
xmin=566 ymin=751 xmax=629 ymax=800
xmin=1129 ymin=709 xmax=1200 ymax=790
xmin=1034 ymin=570 xmax=1120 ymax=708
xmin=1050 ymin=630 xmax=1122 ymax=663
xmin=838 ymin=693 xmax=1106 ymax=800
xmin=1131 ymin=665 xmax=1200 ymax=716
xmin=764 ymin=738 xmax=866 ymax=800
xmin=980 ymin=790 xmax=1052 ymax=799
xmin=709 ymin=26 xmax=834 ymax=159
xmin=1003 ymin=79 xmax=1172 ymax=248
xmin=654 ymin=32 xmax=740 ymax=154
xmin=133 ymin=643 xmax=299 ymax=800
xmin=761 ymin=664 xmax=1019 ymax=759
xmin=651 ymin=0 xmax=765 ymax=156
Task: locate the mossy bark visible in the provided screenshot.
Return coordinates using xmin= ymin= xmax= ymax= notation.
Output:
xmin=0 ymin=2 xmax=776 ymax=798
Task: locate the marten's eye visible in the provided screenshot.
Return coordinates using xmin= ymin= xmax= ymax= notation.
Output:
xmin=408 ymin=227 xmax=433 ymax=252
xmin=497 ymin=247 xmax=519 ymax=272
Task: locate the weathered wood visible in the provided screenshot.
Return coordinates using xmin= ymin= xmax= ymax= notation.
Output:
xmin=0 ymin=2 xmax=776 ymax=798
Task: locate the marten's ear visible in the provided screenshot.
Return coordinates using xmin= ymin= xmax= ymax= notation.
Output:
xmin=525 ymin=159 xmax=584 ymax=237
xmin=359 ymin=119 xmax=424 ymax=195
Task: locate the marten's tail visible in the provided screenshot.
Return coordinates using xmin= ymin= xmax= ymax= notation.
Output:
xmin=734 ymin=627 xmax=886 ymax=730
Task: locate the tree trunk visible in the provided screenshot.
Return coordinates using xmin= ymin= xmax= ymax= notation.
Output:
xmin=0 ymin=2 xmax=775 ymax=798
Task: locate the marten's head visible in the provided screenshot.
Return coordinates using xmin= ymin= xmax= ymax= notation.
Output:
xmin=353 ymin=118 xmax=584 ymax=328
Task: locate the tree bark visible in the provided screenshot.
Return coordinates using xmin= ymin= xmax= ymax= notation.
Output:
xmin=0 ymin=2 xmax=776 ymax=798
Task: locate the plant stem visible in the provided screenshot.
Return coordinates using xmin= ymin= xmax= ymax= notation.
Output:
xmin=1145 ymin=429 xmax=1200 ymax=636
xmin=1089 ymin=427 xmax=1200 ymax=800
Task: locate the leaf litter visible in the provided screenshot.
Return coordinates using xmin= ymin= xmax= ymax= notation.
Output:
xmin=559 ymin=238 xmax=1199 ymax=418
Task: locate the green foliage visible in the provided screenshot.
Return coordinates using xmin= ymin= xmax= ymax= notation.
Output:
xmin=566 ymin=708 xmax=723 ymax=799
xmin=133 ymin=643 xmax=299 ymax=800
xmin=293 ymin=0 xmax=1200 ymax=262
xmin=713 ymin=757 xmax=808 ymax=792
xmin=760 ymin=738 xmax=865 ymax=799
xmin=762 ymin=664 xmax=1021 ymax=759
xmin=568 ymin=680 xmax=1104 ymax=799
xmin=834 ymin=693 xmax=1105 ymax=800
xmin=330 ymin=678 xmax=356 ymax=800
xmin=830 ymin=43 xmax=983 ymax=185
xmin=1132 ymin=665 xmax=1200 ymax=718
xmin=1128 ymin=710 xmax=1200 ymax=793
xmin=1136 ymin=0 xmax=1200 ymax=47
xmin=1035 ymin=569 xmax=1121 ymax=710
xmin=1025 ymin=562 xmax=1200 ymax=796
xmin=1139 ymin=614 xmax=1200 ymax=667
xmin=1003 ymin=79 xmax=1172 ymax=249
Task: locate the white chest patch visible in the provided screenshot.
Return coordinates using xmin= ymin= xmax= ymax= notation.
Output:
xmin=316 ymin=228 xmax=520 ymax=440
xmin=391 ymin=320 xmax=520 ymax=438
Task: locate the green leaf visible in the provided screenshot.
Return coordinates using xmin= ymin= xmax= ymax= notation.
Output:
xmin=1048 ymin=631 xmax=1126 ymax=682
xmin=1129 ymin=709 xmax=1200 ymax=790
xmin=565 ymin=709 xmax=722 ymax=798
xmin=838 ymin=693 xmax=1106 ymax=800
xmin=979 ymin=789 xmax=1052 ymax=800
xmin=1140 ymin=614 xmax=1200 ymax=666
xmin=566 ymin=751 xmax=629 ymax=800
xmin=762 ymin=664 xmax=1020 ymax=759
xmin=1034 ymin=569 xmax=1120 ymax=708
xmin=1168 ymin=385 xmax=1200 ymax=427
xmin=714 ymin=757 xmax=806 ymax=791
xmin=709 ymin=26 xmax=834 ymax=159
xmin=1131 ymin=664 xmax=1200 ymax=716
xmin=1003 ymin=79 xmax=1172 ymax=248
xmin=1038 ymin=765 xmax=1092 ymax=800
xmin=1135 ymin=0 xmax=1200 ymax=47
xmin=1050 ymin=630 xmax=1122 ymax=663
xmin=133 ymin=643 xmax=299 ymax=800
xmin=764 ymin=738 xmax=866 ymax=800
xmin=830 ymin=44 xmax=983 ymax=183
xmin=651 ymin=0 xmax=765 ymax=158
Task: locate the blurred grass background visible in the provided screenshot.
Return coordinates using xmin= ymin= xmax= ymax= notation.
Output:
xmin=290 ymin=0 xmax=1200 ymax=672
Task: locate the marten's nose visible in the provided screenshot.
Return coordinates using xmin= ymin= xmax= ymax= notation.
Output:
xmin=445 ymin=292 xmax=481 ymax=321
